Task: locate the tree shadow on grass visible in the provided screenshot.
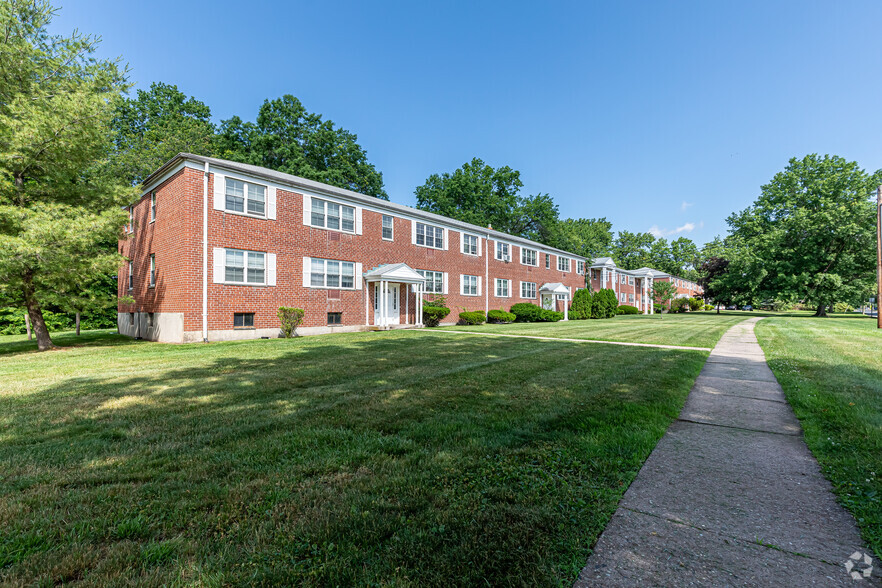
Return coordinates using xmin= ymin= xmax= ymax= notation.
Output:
xmin=0 ymin=330 xmax=707 ymax=586
xmin=0 ymin=330 xmax=140 ymax=358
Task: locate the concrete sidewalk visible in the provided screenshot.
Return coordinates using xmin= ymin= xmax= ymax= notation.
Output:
xmin=575 ymin=317 xmax=877 ymax=587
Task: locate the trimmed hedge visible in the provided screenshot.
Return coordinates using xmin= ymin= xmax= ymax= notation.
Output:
xmin=458 ymin=311 xmax=486 ymax=325
xmin=687 ymin=298 xmax=704 ymax=311
xmin=423 ymin=305 xmax=450 ymax=327
xmin=487 ymin=309 xmax=516 ymax=324
xmin=538 ymin=309 xmax=564 ymax=322
xmin=510 ymin=302 xmax=543 ymax=322
xmin=591 ymin=289 xmax=618 ymax=319
xmin=617 ymin=304 xmax=639 ymax=315
xmin=570 ymin=288 xmax=592 ymax=319
xmin=670 ymin=298 xmax=689 ymax=313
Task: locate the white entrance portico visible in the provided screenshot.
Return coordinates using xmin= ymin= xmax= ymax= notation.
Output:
xmin=363 ymin=263 xmax=426 ymax=328
xmin=539 ymin=282 xmax=571 ymax=321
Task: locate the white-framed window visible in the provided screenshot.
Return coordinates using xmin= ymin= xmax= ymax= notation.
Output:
xmin=462 ymin=233 xmax=479 ymax=256
xmin=225 ymin=249 xmax=266 ymax=284
xmin=521 ymin=247 xmax=538 ymax=266
xmin=495 ymin=278 xmax=510 ymax=298
xmin=416 ymin=222 xmax=444 ymax=249
xmin=576 ymin=260 xmax=584 ymax=274
xmin=629 ymin=294 xmax=635 ymax=303
xmin=621 ymin=274 xmax=627 ymax=284
xmin=310 ymin=258 xmax=355 ymax=289
xmin=417 ymin=269 xmax=444 ymax=294
xmin=311 ymin=198 xmax=355 ymax=233
xmin=521 ymin=281 xmax=537 ymax=299
xmin=545 ymin=253 xmax=550 ymax=269
xmin=620 ymin=293 xmax=626 ymax=303
xmin=225 ymin=177 xmax=266 ymax=217
xmin=382 ymin=215 xmax=394 ymax=240
xmin=150 ymin=192 xmax=156 ymax=222
xmin=149 ymin=254 xmax=155 ymax=287
xmin=628 ymin=276 xmax=634 ymax=285
xmin=558 ymin=257 xmax=571 ymax=272
xmin=495 ymin=242 xmax=510 ymax=261
xmin=127 ymin=261 xmax=133 ymax=289
xmin=461 ymin=274 xmax=479 ymax=296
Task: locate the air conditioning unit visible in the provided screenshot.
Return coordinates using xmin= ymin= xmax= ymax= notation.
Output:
xmin=503 ymin=254 xmax=511 ymax=262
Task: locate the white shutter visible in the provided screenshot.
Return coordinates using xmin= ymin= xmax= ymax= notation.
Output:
xmin=457 ymin=275 xmax=463 ymax=295
xmin=302 ymin=195 xmax=311 ymax=226
xmin=459 ymin=232 xmax=465 ymax=254
xmin=355 ymin=262 xmax=363 ymax=290
xmin=443 ymin=272 xmax=449 ymax=294
xmin=267 ymin=187 xmax=277 ymax=220
xmin=477 ymin=236 xmax=482 ymax=257
xmin=302 ymin=257 xmax=311 ymax=287
xmin=442 ymin=228 xmax=448 ymax=250
xmin=213 ymin=174 xmax=225 ymax=211
xmin=477 ymin=276 xmax=482 ymax=296
xmin=212 ymin=247 xmax=225 ymax=283
xmin=266 ymin=253 xmax=277 ymax=286
xmin=355 ymin=207 xmax=363 ymax=235
xmin=411 ymin=220 xmax=417 ymax=245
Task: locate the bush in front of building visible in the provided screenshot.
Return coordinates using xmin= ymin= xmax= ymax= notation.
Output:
xmin=458 ymin=311 xmax=486 ymax=325
xmin=569 ymin=288 xmax=592 ymax=319
xmin=538 ymin=309 xmax=564 ymax=322
xmin=487 ymin=309 xmax=516 ymax=324
xmin=422 ymin=305 xmax=451 ymax=327
xmin=591 ymin=289 xmax=618 ymax=319
xmin=687 ymin=298 xmax=704 ymax=311
xmin=670 ymin=298 xmax=689 ymax=313
xmin=617 ymin=304 xmax=639 ymax=315
xmin=277 ymin=307 xmax=305 ymax=337
xmin=510 ymin=302 xmax=543 ymax=322
xmin=704 ymin=304 xmax=714 ymax=311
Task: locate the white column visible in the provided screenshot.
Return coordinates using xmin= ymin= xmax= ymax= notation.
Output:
xmin=381 ymin=280 xmax=386 ymax=327
xmin=405 ymin=284 xmax=409 ymax=325
xmin=563 ymin=296 xmax=569 ymax=321
xmin=612 ymin=269 xmax=617 ymax=296
xmin=649 ymin=278 xmax=654 ymax=314
xmin=418 ymin=287 xmax=423 ymax=326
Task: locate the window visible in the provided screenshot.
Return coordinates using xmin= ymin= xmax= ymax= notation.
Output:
xmin=225 ymin=178 xmax=266 ymax=217
xmin=233 ymin=313 xmax=254 ymax=328
xmin=225 ymin=250 xmax=266 ymax=284
xmin=310 ymin=258 xmax=355 ymax=289
xmin=558 ymin=257 xmax=571 ymax=272
xmin=621 ymin=274 xmax=626 ymax=284
xmin=416 ymin=222 xmax=444 ymax=249
xmin=150 ymin=192 xmax=156 ymax=222
xmin=382 ymin=215 xmax=394 ymax=240
xmin=462 ymin=233 xmax=478 ymax=256
xmin=628 ymin=294 xmax=635 ymax=303
xmin=129 ymin=312 xmax=135 ymax=325
xmin=128 ymin=261 xmax=133 ymax=289
xmin=620 ymin=293 xmax=626 ymax=303
xmin=495 ymin=278 xmax=510 ymax=298
xmin=310 ymin=198 xmax=355 ymax=232
xmin=417 ymin=270 xmax=444 ymax=294
xmin=521 ymin=248 xmax=537 ymax=266
xmin=521 ymin=281 xmax=537 ymax=299
xmin=628 ymin=276 xmax=634 ymax=285
xmin=545 ymin=253 xmax=551 ymax=269
xmin=495 ymin=242 xmax=510 ymax=261
xmin=461 ymin=275 xmax=479 ymax=296
xmin=328 ymin=312 xmax=342 ymax=325
xmin=591 ymin=269 xmax=599 ymax=280
xmin=149 ymin=254 xmax=155 ymax=287
xmin=576 ymin=260 xmax=584 ymax=274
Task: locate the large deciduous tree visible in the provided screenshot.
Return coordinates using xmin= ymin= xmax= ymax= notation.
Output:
xmin=414 ymin=158 xmax=559 ymax=241
xmin=110 ymin=82 xmax=216 ymax=185
xmin=611 ymin=230 xmax=654 ymax=269
xmin=216 ymin=95 xmax=388 ymax=199
xmin=548 ymin=217 xmax=613 ymax=261
xmin=0 ymin=1 xmax=135 ymax=351
xmin=727 ymin=154 xmax=882 ymax=317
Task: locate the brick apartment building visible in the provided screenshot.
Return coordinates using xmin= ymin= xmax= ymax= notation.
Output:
xmin=118 ymin=154 xmax=701 ymax=343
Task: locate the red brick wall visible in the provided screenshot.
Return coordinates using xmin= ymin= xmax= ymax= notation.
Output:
xmin=120 ymin=167 xmax=588 ymax=335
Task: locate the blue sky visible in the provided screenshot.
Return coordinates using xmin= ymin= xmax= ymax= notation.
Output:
xmin=52 ymin=1 xmax=882 ymax=246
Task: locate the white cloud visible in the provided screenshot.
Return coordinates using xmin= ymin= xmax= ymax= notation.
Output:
xmin=647 ymin=221 xmax=701 ymax=238
xmin=681 ymin=201 xmax=693 ymax=212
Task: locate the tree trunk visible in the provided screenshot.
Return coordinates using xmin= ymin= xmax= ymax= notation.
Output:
xmin=76 ymin=312 xmax=81 ymax=336
xmin=22 ymin=271 xmax=54 ymax=351
xmin=813 ymin=303 xmax=828 ymax=318
xmin=24 ymin=312 xmax=32 ymax=340
xmin=716 ymin=304 xmax=720 ymax=314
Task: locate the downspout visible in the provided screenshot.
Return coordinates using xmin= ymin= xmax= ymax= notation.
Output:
xmin=202 ymin=161 xmax=209 ymax=342
xmin=484 ymin=233 xmax=490 ymax=315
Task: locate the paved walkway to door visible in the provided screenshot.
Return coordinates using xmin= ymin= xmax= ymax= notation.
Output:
xmin=575 ymin=317 xmax=877 ymax=587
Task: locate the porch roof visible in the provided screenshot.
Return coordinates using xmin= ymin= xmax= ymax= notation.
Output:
xmin=362 ymin=263 xmax=425 ymax=284
xmin=539 ymin=282 xmax=571 ymax=296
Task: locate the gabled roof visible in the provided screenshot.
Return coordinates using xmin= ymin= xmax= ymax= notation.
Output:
xmin=362 ymin=263 xmax=425 ymax=283
xmin=591 ymin=257 xmax=617 ymax=267
xmin=539 ymin=282 xmax=571 ymax=294
xmin=143 ymin=153 xmax=589 ymax=262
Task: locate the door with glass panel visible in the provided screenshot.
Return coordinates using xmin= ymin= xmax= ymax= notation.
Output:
xmin=373 ymin=283 xmax=400 ymax=326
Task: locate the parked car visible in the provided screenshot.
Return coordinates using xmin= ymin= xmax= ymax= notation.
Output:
xmin=742 ymin=305 xmax=753 ymax=311
xmin=726 ymin=305 xmax=737 ymax=310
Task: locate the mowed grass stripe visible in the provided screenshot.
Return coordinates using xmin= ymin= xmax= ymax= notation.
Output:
xmin=0 ymin=329 xmax=706 ymax=586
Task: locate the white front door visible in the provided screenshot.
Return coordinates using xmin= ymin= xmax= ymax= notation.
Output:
xmin=374 ymin=283 xmax=400 ymax=326
xmin=541 ymin=293 xmax=554 ymax=310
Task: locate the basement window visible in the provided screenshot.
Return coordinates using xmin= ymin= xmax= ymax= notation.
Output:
xmin=327 ymin=312 xmax=342 ymax=325
xmin=233 ymin=313 xmax=254 ymax=329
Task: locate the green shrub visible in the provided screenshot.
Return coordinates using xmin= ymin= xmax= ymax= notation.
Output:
xmin=510 ymin=302 xmax=543 ymax=322
xmin=538 ymin=309 xmax=564 ymax=322
xmin=422 ymin=305 xmax=450 ymax=327
xmin=277 ymin=307 xmax=305 ymax=338
xmin=570 ymin=288 xmax=592 ymax=319
xmin=704 ymin=304 xmax=714 ymax=311
xmin=0 ymin=306 xmax=116 ymax=335
xmin=458 ymin=311 xmax=486 ymax=325
xmin=670 ymin=298 xmax=688 ymax=313
xmin=487 ymin=309 xmax=516 ymax=324
xmin=617 ymin=304 xmax=639 ymax=315
xmin=833 ymin=302 xmax=854 ymax=313
xmin=591 ymin=289 xmax=618 ymax=319
xmin=687 ymin=297 xmax=703 ymax=311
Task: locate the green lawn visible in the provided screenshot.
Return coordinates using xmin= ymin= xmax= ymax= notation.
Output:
xmin=755 ymin=316 xmax=882 ymax=559
xmin=0 ymin=328 xmax=707 ymax=586
xmin=444 ymin=312 xmax=752 ymax=349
